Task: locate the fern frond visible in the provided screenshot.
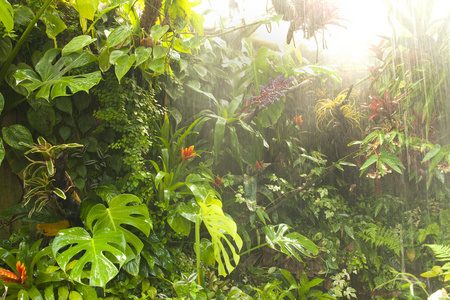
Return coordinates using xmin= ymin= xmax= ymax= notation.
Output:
xmin=361 ymin=223 xmax=402 ymax=256
xmin=426 ymin=244 xmax=450 ymax=262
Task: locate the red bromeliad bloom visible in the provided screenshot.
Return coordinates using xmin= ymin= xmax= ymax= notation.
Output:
xmin=0 ymin=261 xmax=28 ymax=284
xmin=293 ymin=115 xmax=303 ymax=125
xmin=181 ymin=146 xmax=197 ymax=162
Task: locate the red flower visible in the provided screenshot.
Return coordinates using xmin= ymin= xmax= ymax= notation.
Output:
xmin=181 ymin=146 xmax=197 ymax=162
xmin=293 ymin=115 xmax=303 ymax=125
xmin=255 ymin=160 xmax=265 ymax=170
xmin=0 ymin=261 xmax=28 ymax=284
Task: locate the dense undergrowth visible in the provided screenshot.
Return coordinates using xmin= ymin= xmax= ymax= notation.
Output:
xmin=0 ymin=0 xmax=449 ymax=299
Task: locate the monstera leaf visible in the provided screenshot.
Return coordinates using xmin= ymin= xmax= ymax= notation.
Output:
xmin=198 ymin=200 xmax=243 ymax=276
xmin=52 ymin=227 xmax=126 ymax=287
xmin=264 ymin=224 xmax=318 ymax=263
xmin=85 ymin=194 xmax=152 ymax=261
xmin=14 ymin=48 xmax=101 ymax=101
xmin=187 ymin=182 xmax=243 ymax=276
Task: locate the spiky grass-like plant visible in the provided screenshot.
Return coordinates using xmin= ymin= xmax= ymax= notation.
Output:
xmin=315 ymin=88 xmax=360 ymax=132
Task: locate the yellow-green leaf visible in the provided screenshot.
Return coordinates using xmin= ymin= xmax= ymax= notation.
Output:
xmin=70 ymin=0 xmax=99 ymax=20
xmin=0 ymin=0 xmax=14 ymax=32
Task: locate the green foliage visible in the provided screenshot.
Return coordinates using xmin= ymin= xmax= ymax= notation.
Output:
xmin=53 ymin=193 xmax=150 ymax=287
xmin=86 ymin=194 xmax=152 ymax=260
xmin=264 ymin=224 xmax=318 ymax=263
xmin=421 ymin=244 xmax=450 ymax=281
xmin=14 ymin=48 xmax=101 ymax=101
xmin=0 ymin=238 xmax=99 ymax=299
xmin=22 ymin=137 xmax=82 ymax=216
xmin=187 ymin=180 xmax=243 ymax=276
xmin=92 ymin=73 xmax=163 ymax=189
xmin=53 ymin=227 xmax=127 ymax=287
xmin=0 ymin=0 xmax=14 ymax=33
xmin=360 ymin=223 xmax=402 ymax=256
xmin=0 ymin=0 xmax=449 ymax=298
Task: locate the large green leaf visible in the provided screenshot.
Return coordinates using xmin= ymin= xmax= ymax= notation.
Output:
xmin=14 ymin=48 xmax=101 ymax=101
xmin=107 ymin=25 xmax=133 ymax=48
xmin=185 ymin=182 xmax=243 ymax=276
xmin=2 ymin=124 xmax=33 ymax=151
xmin=27 ymin=99 xmax=55 ymax=135
xmin=70 ymin=0 xmax=99 ymax=20
xmin=114 ymin=53 xmax=135 ymax=83
xmin=0 ymin=37 xmax=12 ymax=64
xmin=379 ymin=147 xmax=404 ymax=174
xmin=40 ymin=12 xmax=67 ymax=40
xmin=198 ymin=200 xmax=243 ymax=276
xmin=62 ymin=35 xmax=97 ymax=56
xmin=254 ymin=99 xmax=284 ymax=128
xmin=0 ymin=0 xmax=14 ymax=32
xmin=165 ymin=0 xmax=190 ymax=30
xmin=53 ymin=227 xmax=127 ymax=287
xmin=168 ymin=206 xmax=192 ymax=237
xmin=135 ymin=46 xmax=152 ymax=66
xmin=150 ymin=24 xmax=169 ymax=42
xmin=85 ymin=194 xmax=152 ymax=259
xmin=13 ymin=6 xmax=34 ymax=27
xmin=359 ymin=154 xmax=378 ymax=176
xmin=264 ymin=224 xmax=318 ymax=263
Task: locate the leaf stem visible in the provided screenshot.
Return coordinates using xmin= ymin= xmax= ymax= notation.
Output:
xmin=195 ymin=213 xmax=201 ymax=282
xmin=239 ymin=243 xmax=268 ymax=256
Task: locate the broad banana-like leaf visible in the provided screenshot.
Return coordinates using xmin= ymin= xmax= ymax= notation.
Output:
xmin=264 ymin=224 xmax=318 ymax=263
xmin=53 ymin=227 xmax=127 ymax=287
xmin=14 ymin=48 xmax=101 ymax=101
xmin=85 ymin=194 xmax=152 ymax=260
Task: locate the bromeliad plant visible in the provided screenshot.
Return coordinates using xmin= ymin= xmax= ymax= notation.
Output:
xmin=0 ymin=261 xmax=27 ymax=284
xmin=22 ymin=137 xmax=82 ymax=217
xmin=0 ymin=238 xmax=99 ymax=299
xmin=150 ymin=114 xmax=205 ymax=209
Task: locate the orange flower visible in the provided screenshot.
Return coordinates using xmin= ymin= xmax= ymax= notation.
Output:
xmin=293 ymin=115 xmax=303 ymax=125
xmin=0 ymin=261 xmax=28 ymax=284
xmin=181 ymin=146 xmax=197 ymax=162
